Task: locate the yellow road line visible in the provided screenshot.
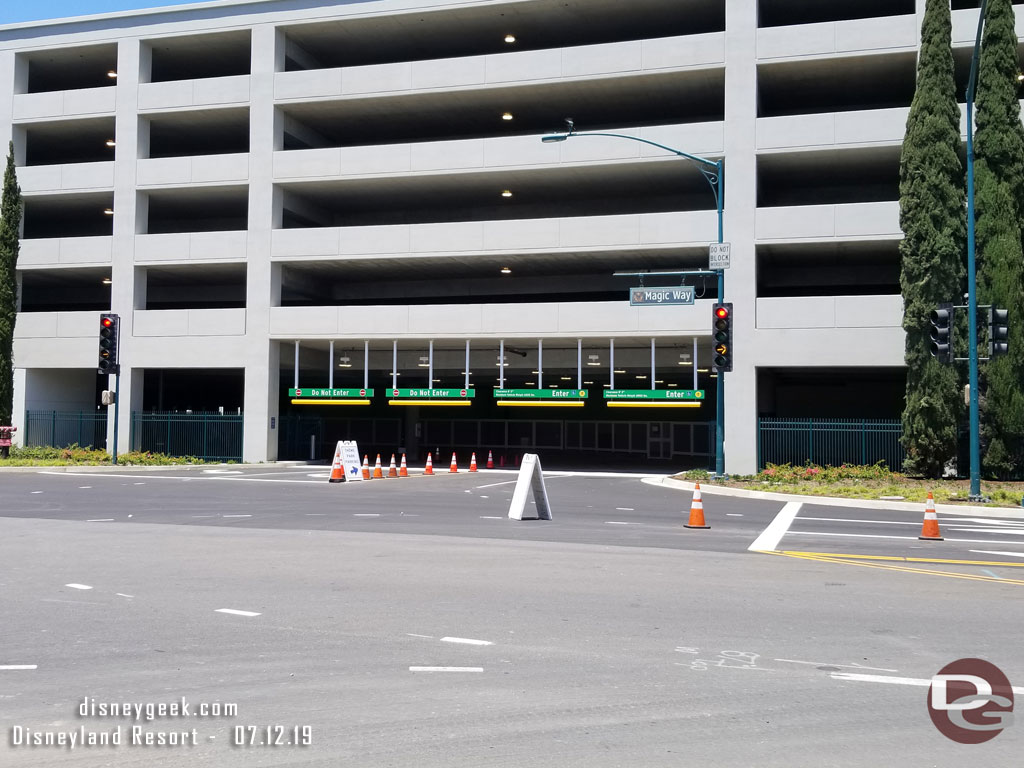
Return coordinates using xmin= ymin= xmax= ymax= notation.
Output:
xmin=768 ymin=551 xmax=1024 ymax=586
xmin=775 ymin=550 xmax=1024 ymax=567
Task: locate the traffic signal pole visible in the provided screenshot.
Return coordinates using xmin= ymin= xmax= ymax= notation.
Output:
xmin=112 ymin=369 xmax=120 ymax=465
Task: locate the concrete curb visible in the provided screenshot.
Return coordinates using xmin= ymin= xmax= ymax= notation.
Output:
xmin=0 ymin=462 xmax=307 ymax=474
xmin=647 ymin=476 xmax=1024 ymax=520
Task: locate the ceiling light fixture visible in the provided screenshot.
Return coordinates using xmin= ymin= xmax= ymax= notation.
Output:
xmin=417 ymin=356 xmax=429 ymax=368
xmin=106 ymin=70 xmax=118 ymax=78
xmin=338 ymin=355 xmax=352 ymax=368
xmin=101 ymin=277 xmax=112 ymax=285
xmin=502 ymin=112 xmax=514 ymax=121
xmin=501 ymin=190 xmax=513 ymax=198
xmin=500 ymin=266 xmax=512 ymax=274
xmin=504 ymin=34 xmax=516 ymax=43
xmin=105 ymin=139 xmax=116 ymax=148
xmin=102 ymin=208 xmax=114 ymax=215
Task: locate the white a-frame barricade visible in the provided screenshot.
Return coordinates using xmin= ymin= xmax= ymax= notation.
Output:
xmin=337 ymin=440 xmax=363 ymax=481
xmin=507 ymin=453 xmax=552 ymax=521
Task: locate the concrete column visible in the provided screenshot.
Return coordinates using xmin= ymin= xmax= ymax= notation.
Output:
xmin=108 ymin=38 xmax=143 ymax=455
xmin=723 ymin=1 xmax=759 ymax=474
xmin=11 ymin=368 xmax=26 ymax=446
xmin=242 ymin=24 xmax=280 ymax=463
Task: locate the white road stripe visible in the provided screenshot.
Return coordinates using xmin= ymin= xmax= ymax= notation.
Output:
xmin=440 ymin=637 xmax=493 ymax=646
xmin=605 ymin=521 xmax=630 ymax=525
xmin=65 ymin=584 xmax=92 ymax=590
xmin=798 ymin=517 xmax=919 ymax=526
xmin=748 ymin=502 xmax=802 ymax=552
xmin=305 ymin=513 xmax=326 ymax=516
xmin=86 ymin=519 xmax=114 ymax=522
xmin=215 ymin=609 xmax=261 ymax=617
xmin=116 ymin=593 xmax=134 ymax=598
xmin=726 ymin=513 xmax=743 ymax=517
xmin=775 ymin=659 xmax=898 ymax=672
xmin=473 ymin=480 xmax=519 ymax=489
xmin=37 ymin=471 xmax=323 ymax=484
xmin=479 ymin=516 xmax=502 ymax=520
xmin=406 ymin=633 xmax=433 ymax=639
xmin=947 ymin=528 xmax=1024 ymax=535
xmin=970 ymin=550 xmax=1024 ymax=559
xmin=222 ymin=514 xmax=252 ymax=518
xmin=0 ymin=665 xmax=37 ymax=670
xmin=30 ymin=491 xmax=42 ymax=494
xmin=790 ymin=531 xmax=1024 ymax=545
xmin=615 ymin=507 xmax=635 ymax=511
xmin=353 ymin=513 xmax=380 ymax=517
xmin=409 ymin=667 xmax=483 ymax=673
xmin=78 ymin=486 xmax=92 ymax=489
xmin=191 ymin=515 xmax=216 ymax=518
xmin=133 ymin=482 xmax=145 ymax=485
xmin=832 ymin=672 xmax=1024 ymax=694
xmin=943 ymin=518 xmax=1024 ymax=526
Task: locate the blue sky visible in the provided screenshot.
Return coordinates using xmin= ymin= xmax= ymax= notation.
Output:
xmin=0 ymin=0 xmax=210 ymax=25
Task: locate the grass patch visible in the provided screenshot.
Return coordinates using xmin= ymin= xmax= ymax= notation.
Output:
xmin=673 ymin=463 xmax=1024 ymax=508
xmin=0 ymin=445 xmax=208 ymax=467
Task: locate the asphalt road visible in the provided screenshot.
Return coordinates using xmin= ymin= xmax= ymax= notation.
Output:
xmin=1 ymin=465 xmax=1023 ymax=767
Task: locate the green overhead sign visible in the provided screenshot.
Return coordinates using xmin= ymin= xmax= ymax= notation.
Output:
xmin=289 ymin=388 xmax=374 ymax=398
xmin=604 ymin=389 xmax=705 ymax=400
xmin=388 ymin=388 xmax=474 ymax=398
xmin=494 ymin=389 xmax=589 ymax=400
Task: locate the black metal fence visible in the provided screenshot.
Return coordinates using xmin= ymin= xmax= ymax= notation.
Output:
xmin=758 ymin=417 xmax=904 ymax=470
xmin=130 ymin=412 xmax=244 ymax=461
xmin=25 ymin=410 xmax=108 ymax=449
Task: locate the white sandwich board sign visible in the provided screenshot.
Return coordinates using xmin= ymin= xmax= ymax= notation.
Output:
xmin=338 ymin=440 xmax=363 ymax=481
xmin=507 ymin=453 xmax=552 ymax=521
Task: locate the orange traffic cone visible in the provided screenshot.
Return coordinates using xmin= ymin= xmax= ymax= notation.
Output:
xmin=469 ymin=452 xmax=478 ymax=472
xmin=373 ymin=454 xmax=384 ymax=479
xmin=424 ymin=452 xmax=434 ymax=475
xmin=399 ymin=454 xmax=409 ymax=477
xmin=486 ymin=450 xmax=494 ymax=469
xmin=684 ymin=483 xmax=710 ymax=529
xmin=361 ymin=455 xmax=370 ymax=480
xmin=918 ymin=492 xmax=944 ymax=541
xmin=449 ymin=452 xmax=459 ymax=473
xmin=387 ymin=454 xmax=398 ymax=478
xmin=328 ymin=444 xmax=344 ymax=483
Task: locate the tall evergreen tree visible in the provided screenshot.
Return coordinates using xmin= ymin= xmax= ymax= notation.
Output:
xmin=0 ymin=141 xmax=22 ymax=446
xmin=898 ymin=0 xmax=965 ymax=478
xmin=973 ymin=0 xmax=1024 ymax=479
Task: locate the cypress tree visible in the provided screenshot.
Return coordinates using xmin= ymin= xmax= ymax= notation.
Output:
xmin=898 ymin=0 xmax=965 ymax=478
xmin=973 ymin=0 xmax=1024 ymax=479
xmin=0 ymin=141 xmax=21 ymax=448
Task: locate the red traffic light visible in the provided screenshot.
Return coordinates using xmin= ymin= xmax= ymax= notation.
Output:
xmin=714 ymin=306 xmax=730 ymax=320
xmin=101 ymin=317 xmax=113 ymax=328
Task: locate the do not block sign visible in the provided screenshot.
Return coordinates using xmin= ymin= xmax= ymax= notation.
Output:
xmin=507 ymin=453 xmax=552 ymax=521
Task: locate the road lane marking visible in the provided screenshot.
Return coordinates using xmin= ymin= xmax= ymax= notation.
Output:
xmin=473 ymin=480 xmax=519 ymax=489
xmin=773 ymin=551 xmax=1024 ymax=586
xmin=86 ymin=519 xmax=114 ymax=522
xmin=116 ymin=593 xmax=134 ymax=598
xmin=353 ymin=513 xmax=380 ymax=517
xmin=726 ymin=513 xmax=743 ymax=517
xmin=407 ymin=633 xmax=433 ymax=639
xmin=605 ymin=521 xmax=630 ymax=525
xmin=774 ymin=659 xmax=898 ymax=672
xmin=191 ymin=515 xmax=216 ymax=518
xmin=748 ymin=502 xmax=802 ymax=552
xmin=65 ymin=584 xmax=92 ymax=590
xmin=831 ymin=672 xmax=1024 ymax=694
xmin=479 ymin=495 xmax=489 ymax=499
xmin=789 ymin=531 xmax=1024 ymax=545
xmin=479 ymin=516 xmax=502 ymax=519
xmin=133 ymin=483 xmax=145 ymax=485
xmin=440 ymin=637 xmax=493 ymax=646
xmin=779 ymin=551 xmax=1024 ymax=567
xmin=37 ymin=471 xmax=323 ymax=485
xmin=409 ymin=667 xmax=483 ymax=673
xmin=31 ymin=491 xmax=42 ymax=494
xmin=948 ymin=527 xmax=1024 ymax=535
xmin=798 ymin=517 xmax=919 ymax=526
xmin=215 ymin=609 xmax=261 ymax=617
xmin=222 ymin=514 xmax=252 ymax=518
xmin=78 ymin=486 xmax=92 ymax=489
xmin=970 ymin=550 xmax=1024 ymax=559
xmin=615 ymin=507 xmax=635 ymax=511
xmin=943 ymin=518 xmax=1024 ymax=525
xmin=305 ymin=513 xmax=326 ymax=516
xmin=0 ymin=665 xmax=37 ymax=670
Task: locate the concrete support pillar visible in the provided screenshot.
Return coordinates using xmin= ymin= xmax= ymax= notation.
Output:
xmin=722 ymin=1 xmax=759 ymax=474
xmin=242 ymin=24 xmax=280 ymax=463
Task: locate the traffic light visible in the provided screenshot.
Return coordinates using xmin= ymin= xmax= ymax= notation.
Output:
xmin=712 ymin=302 xmax=733 ymax=372
xmin=98 ymin=313 xmax=120 ymax=375
xmin=988 ymin=307 xmax=1009 ymax=357
xmin=929 ymin=303 xmax=953 ymax=364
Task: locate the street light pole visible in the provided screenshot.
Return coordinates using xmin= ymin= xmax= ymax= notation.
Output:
xmin=542 ymin=126 xmax=726 ymax=474
xmin=965 ymin=0 xmax=986 ymax=501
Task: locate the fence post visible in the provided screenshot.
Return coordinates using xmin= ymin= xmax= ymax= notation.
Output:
xmin=861 ymin=419 xmax=866 ymax=466
xmin=50 ymin=411 xmax=56 ymax=448
xmin=808 ymin=418 xmax=814 ymax=465
xmin=203 ymin=414 xmax=209 ymax=462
